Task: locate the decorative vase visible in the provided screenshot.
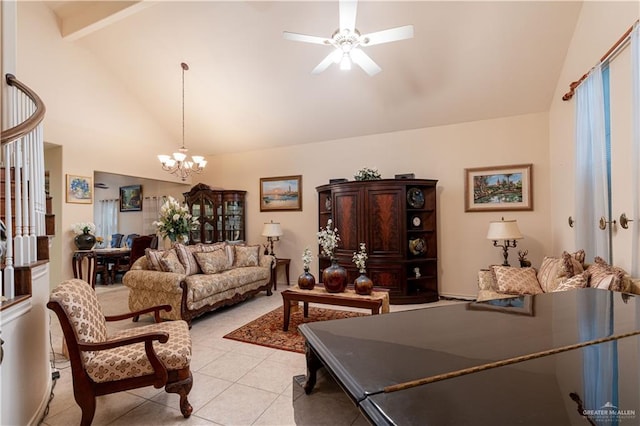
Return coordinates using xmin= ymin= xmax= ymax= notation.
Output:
xmin=74 ymin=229 xmax=96 ymax=250
xmin=169 ymin=234 xmax=189 ymax=245
xmin=322 ymin=259 xmax=348 ymax=293
xmin=298 ymin=268 xmax=316 ymax=290
xmin=354 ymin=273 xmax=373 ymax=295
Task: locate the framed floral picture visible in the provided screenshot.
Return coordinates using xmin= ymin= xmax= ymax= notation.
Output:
xmin=260 ymin=175 xmax=302 ymax=211
xmin=464 ymin=164 xmax=533 ymax=212
xmin=66 ymin=174 xmax=93 ymax=204
xmin=120 ymin=185 xmax=142 ymax=212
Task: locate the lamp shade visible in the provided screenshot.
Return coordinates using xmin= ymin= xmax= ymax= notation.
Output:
xmin=486 ymin=220 xmax=523 ymax=240
xmin=261 ymin=222 xmax=283 ymax=238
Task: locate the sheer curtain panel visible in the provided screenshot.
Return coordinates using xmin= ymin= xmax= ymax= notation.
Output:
xmin=575 ymin=64 xmax=610 ymax=262
xmin=97 ymin=199 xmax=118 ymax=247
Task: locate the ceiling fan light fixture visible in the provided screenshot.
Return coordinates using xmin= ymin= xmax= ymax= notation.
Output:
xmin=283 ymin=0 xmax=413 ymax=76
xmin=340 ymin=53 xmax=352 ymax=70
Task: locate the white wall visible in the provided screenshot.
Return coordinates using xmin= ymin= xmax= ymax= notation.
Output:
xmin=201 ymin=111 xmax=552 ymax=298
xmin=548 ymin=2 xmax=640 ymax=264
xmin=17 ymin=2 xmax=194 ymax=284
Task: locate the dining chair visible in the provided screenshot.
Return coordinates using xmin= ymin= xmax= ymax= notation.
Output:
xmin=125 ymin=233 xmax=140 ymax=248
xmin=47 ymin=279 xmax=193 ymax=425
xmin=110 ymin=233 xmax=124 ymax=248
xmin=113 ymin=235 xmax=153 ymax=282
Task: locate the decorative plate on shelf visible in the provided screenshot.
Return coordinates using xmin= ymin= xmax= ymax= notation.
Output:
xmin=411 ymin=215 xmax=422 ymax=228
xmin=409 ymin=237 xmax=426 ymax=255
xmin=407 ymin=188 xmax=424 ymax=208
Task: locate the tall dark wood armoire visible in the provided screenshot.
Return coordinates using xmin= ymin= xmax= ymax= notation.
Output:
xmin=317 ymin=179 xmax=438 ymax=304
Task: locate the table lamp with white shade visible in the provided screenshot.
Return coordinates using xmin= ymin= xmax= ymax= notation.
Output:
xmin=261 ymin=221 xmax=283 ymax=257
xmin=486 ymin=219 xmax=523 ymax=266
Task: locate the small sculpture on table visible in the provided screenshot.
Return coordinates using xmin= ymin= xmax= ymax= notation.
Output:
xmin=414 ymin=267 xmax=421 ymax=278
xmin=518 ymin=250 xmax=531 ymax=268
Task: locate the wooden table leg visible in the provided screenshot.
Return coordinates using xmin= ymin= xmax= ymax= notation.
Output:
xmin=303 ymin=343 xmax=323 ymax=394
xmin=303 ymin=301 xmax=309 ymax=318
xmin=283 ymin=297 xmax=292 ymax=331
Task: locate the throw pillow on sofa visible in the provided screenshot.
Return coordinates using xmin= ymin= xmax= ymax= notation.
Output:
xmin=174 ymin=243 xmax=200 ymax=276
xmin=193 ymin=249 xmax=230 ymax=274
xmin=233 ymin=245 xmax=261 ymax=267
xmin=145 ymin=248 xmax=165 ymax=271
xmin=537 ymin=252 xmax=582 ymax=293
xmin=492 ymin=266 xmax=543 ymax=295
xmin=554 ymin=271 xmax=590 ymax=292
xmin=159 ymin=249 xmax=186 ymax=274
xmin=587 ymin=257 xmax=625 ymax=292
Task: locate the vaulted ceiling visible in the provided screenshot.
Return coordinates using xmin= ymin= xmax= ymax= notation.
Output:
xmin=46 ymin=1 xmax=583 ymax=156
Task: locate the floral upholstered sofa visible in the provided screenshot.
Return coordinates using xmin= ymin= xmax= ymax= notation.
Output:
xmin=123 ymin=242 xmax=274 ymax=325
xmin=477 ymin=250 xmax=640 ymax=301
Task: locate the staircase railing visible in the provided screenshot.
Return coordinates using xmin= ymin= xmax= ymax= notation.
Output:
xmin=1 ymin=73 xmax=47 ymax=303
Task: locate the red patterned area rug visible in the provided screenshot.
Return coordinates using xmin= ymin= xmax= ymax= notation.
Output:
xmin=223 ymin=306 xmax=367 ymax=354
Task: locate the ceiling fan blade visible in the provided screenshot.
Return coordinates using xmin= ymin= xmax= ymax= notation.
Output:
xmin=361 ymin=25 xmax=414 ymax=46
xmin=339 ymin=0 xmax=358 ymax=33
xmin=312 ymin=49 xmax=342 ymax=74
xmin=350 ymin=48 xmax=381 ymax=76
xmin=283 ymin=31 xmax=330 ymax=45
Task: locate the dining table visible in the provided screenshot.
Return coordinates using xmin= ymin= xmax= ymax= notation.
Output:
xmin=72 ymin=247 xmax=131 ymax=287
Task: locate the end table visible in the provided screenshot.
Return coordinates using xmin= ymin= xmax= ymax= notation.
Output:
xmin=272 ymin=258 xmax=291 ymax=290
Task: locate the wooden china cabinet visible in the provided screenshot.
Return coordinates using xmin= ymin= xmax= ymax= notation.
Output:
xmin=183 ymin=183 xmax=246 ymax=244
xmin=317 ymin=179 xmax=438 ymax=304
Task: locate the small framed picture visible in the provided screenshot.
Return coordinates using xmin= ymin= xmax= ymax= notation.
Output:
xmin=260 ymin=175 xmax=302 ymax=212
xmin=66 ymin=174 xmax=93 ymax=204
xmin=464 ymin=164 xmax=533 ymax=212
xmin=120 ymin=185 xmax=142 ymax=212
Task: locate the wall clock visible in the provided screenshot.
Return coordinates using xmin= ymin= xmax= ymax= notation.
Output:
xmin=411 ymin=216 xmax=422 ymax=228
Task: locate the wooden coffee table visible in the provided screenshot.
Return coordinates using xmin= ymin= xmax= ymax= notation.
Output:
xmin=281 ymin=285 xmax=390 ymax=331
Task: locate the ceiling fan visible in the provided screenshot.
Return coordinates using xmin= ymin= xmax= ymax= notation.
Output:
xmin=283 ymin=0 xmax=413 ymax=76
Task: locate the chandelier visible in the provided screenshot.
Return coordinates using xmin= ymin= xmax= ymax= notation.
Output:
xmin=158 ymin=62 xmax=207 ymax=181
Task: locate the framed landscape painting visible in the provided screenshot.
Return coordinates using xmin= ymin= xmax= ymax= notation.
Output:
xmin=464 ymin=164 xmax=533 ymax=212
xmin=120 ymin=185 xmax=142 ymax=212
xmin=66 ymin=174 xmax=93 ymax=204
xmin=260 ymin=175 xmax=302 ymax=212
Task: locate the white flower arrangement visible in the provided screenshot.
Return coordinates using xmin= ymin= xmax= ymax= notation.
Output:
xmin=70 ymin=222 xmax=96 ymax=235
xmin=153 ymin=196 xmax=200 ymax=242
xmin=354 ymin=167 xmax=381 ymax=181
xmin=302 ymin=247 xmax=313 ymax=271
xmin=317 ymin=219 xmax=341 ymax=260
xmin=352 ymin=242 xmax=368 ymax=273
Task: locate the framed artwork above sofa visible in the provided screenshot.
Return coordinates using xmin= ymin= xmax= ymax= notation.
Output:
xmin=464 ymin=163 xmax=533 ymax=212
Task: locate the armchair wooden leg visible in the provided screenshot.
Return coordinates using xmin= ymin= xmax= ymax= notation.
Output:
xmin=78 ymin=394 xmax=96 ymax=426
xmin=165 ymin=371 xmax=193 ymax=418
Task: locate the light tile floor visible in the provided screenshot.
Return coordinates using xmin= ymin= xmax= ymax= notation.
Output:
xmin=43 ymin=284 xmax=464 ymax=426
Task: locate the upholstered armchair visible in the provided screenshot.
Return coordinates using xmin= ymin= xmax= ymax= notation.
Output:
xmin=47 ymin=279 xmax=193 ymax=425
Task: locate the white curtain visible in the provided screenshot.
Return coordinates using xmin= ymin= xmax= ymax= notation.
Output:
xmin=575 ymin=64 xmax=610 ymax=262
xmin=631 ymin=22 xmax=640 ymax=277
xmin=143 ymin=196 xmax=166 ymax=235
xmin=96 ymin=199 xmax=118 ymax=247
